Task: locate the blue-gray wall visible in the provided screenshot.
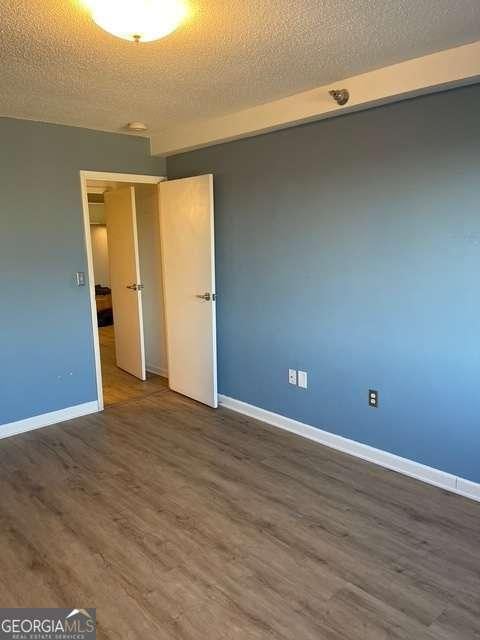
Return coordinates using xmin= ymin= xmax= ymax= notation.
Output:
xmin=168 ymin=84 xmax=480 ymax=483
xmin=0 ymin=118 xmax=165 ymax=424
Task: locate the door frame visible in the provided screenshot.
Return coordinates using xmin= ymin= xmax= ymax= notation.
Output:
xmin=79 ymin=171 xmax=166 ymax=411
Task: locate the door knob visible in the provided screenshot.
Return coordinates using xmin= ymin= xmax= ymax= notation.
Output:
xmin=196 ymin=292 xmax=213 ymax=301
xmin=127 ymin=284 xmax=144 ymax=291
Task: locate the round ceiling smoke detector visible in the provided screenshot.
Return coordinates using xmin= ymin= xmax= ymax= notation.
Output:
xmin=127 ymin=122 xmax=148 ymax=132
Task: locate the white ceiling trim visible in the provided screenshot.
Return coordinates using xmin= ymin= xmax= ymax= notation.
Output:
xmin=83 ymin=171 xmax=165 ymax=183
xmin=86 ymin=186 xmax=108 ymax=195
xmin=151 ymin=41 xmax=480 ymax=157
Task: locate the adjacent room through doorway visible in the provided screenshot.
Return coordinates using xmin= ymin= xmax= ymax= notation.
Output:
xmin=86 ymin=177 xmax=168 ymax=407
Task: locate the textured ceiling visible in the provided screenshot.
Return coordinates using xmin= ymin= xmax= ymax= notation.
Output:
xmin=0 ymin=0 xmax=479 ymax=136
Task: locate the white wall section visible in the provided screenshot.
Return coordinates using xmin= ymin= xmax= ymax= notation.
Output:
xmin=89 ymin=202 xmax=106 ymax=224
xmin=90 ymin=224 xmax=110 ymax=286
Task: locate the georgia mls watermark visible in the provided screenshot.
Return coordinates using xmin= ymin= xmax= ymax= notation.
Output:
xmin=0 ymin=609 xmax=96 ymax=640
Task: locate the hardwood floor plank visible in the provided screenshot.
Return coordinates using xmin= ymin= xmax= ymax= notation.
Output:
xmin=99 ymin=325 xmax=168 ymax=407
xmin=0 ymin=384 xmax=479 ymax=638
xmin=426 ymin=604 xmax=480 ymax=639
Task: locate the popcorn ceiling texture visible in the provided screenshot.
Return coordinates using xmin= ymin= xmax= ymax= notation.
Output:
xmin=0 ymin=0 xmax=479 ymax=135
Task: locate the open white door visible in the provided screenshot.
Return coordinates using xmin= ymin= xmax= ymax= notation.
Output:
xmin=104 ymin=186 xmax=146 ymax=380
xmin=159 ymin=174 xmax=217 ymax=408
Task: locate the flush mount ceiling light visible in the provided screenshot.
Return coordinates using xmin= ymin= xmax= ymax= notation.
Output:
xmin=84 ymin=0 xmax=187 ymax=43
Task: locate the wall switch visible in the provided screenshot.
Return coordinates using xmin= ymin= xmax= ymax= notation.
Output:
xmin=369 ymin=389 xmax=378 ymax=408
xmin=298 ymin=371 xmax=308 ymax=389
xmin=75 ymin=271 xmax=86 ymax=286
xmin=289 ymin=369 xmax=297 ymax=385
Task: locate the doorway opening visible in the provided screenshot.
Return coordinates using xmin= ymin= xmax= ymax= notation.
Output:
xmin=80 ymin=171 xmax=218 ymax=413
xmin=85 ymin=175 xmax=168 ymax=407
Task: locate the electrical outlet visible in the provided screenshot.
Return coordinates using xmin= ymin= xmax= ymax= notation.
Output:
xmin=369 ymin=389 xmax=378 ymax=408
xmin=298 ymin=371 xmax=308 ymax=389
xmin=289 ymin=369 xmax=297 ymax=385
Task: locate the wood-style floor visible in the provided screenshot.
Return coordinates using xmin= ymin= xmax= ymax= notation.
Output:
xmin=100 ymin=325 xmax=167 ymax=406
xmin=1 ymin=387 xmax=479 ymax=638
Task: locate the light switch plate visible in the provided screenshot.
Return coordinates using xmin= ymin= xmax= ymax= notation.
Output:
xmin=75 ymin=272 xmax=86 ymax=286
xmin=298 ymin=371 xmax=308 ymax=389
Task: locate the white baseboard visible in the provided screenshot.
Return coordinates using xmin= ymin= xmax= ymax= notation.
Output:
xmin=219 ymin=394 xmax=480 ymax=504
xmin=146 ymin=364 xmax=168 ymax=379
xmin=0 ymin=401 xmax=100 ymax=441
xmin=456 ymin=477 xmax=480 ymax=502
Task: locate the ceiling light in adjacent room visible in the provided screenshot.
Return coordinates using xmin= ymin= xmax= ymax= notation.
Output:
xmin=127 ymin=122 xmax=148 ymax=131
xmin=84 ymin=0 xmax=187 ymax=43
